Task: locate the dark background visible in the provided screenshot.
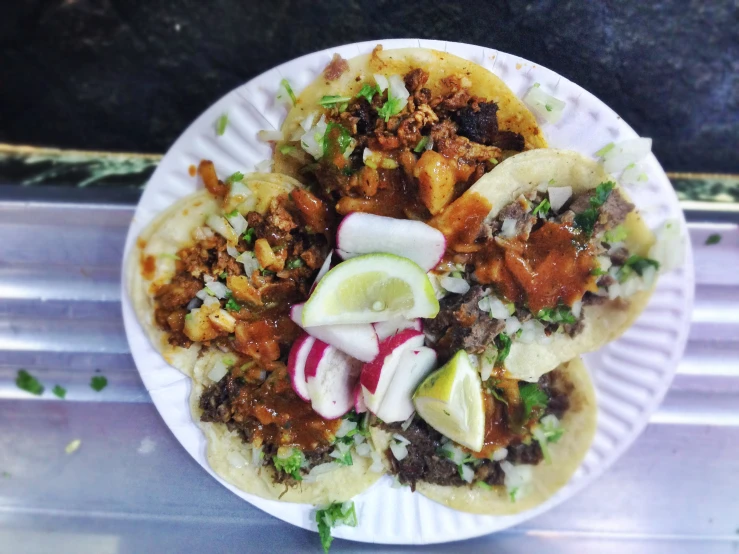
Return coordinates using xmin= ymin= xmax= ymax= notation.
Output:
xmin=1 ymin=0 xmax=737 ymax=173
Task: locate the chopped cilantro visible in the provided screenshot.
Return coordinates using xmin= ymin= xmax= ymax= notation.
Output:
xmin=279 ymin=144 xmax=296 ymax=155
xmin=705 ymin=233 xmax=721 ymax=245
xmin=488 ymin=386 xmax=508 ymax=405
xmin=604 ymin=225 xmax=628 ymax=243
xmin=574 ymin=181 xmax=615 ymax=236
xmin=315 ymin=501 xmax=358 ymax=553
xmin=16 ymin=369 xmax=43 ymax=395
xmin=242 ymin=228 xmax=256 ymax=244
xmin=495 ymin=333 xmax=512 ymax=365
xmin=273 ymin=448 xmax=304 ymax=481
xmin=225 ymin=209 xmax=239 ymax=218
xmin=159 ymin=253 xmax=180 ymax=260
xmin=52 ymin=385 xmax=67 ymax=399
xmin=279 ymin=79 xmax=297 ymax=105
xmin=537 ymin=305 xmax=577 ymax=324
xmin=591 ymin=267 xmax=607 ymax=276
xmin=520 ymin=383 xmax=548 ymax=419
xmin=323 ymin=122 xmax=352 ymax=157
xmin=489 ymin=158 xmax=499 ymax=165
xmin=356 ymin=83 xmax=380 ymax=103
xmin=377 ymin=97 xmax=405 ymax=122
xmin=477 ymin=481 xmax=493 ymax=490
xmin=548 ymin=178 xmax=556 ymax=185
xmin=334 ymin=449 xmax=353 ymax=466
xmin=531 ymin=198 xmax=550 ymax=217
xmin=260 ymin=268 xmax=275 ymax=277
xmin=90 ymin=376 xmax=107 ymax=392
xmin=286 ymin=258 xmax=305 ymax=269
xmin=545 ymin=104 xmax=553 ymax=112
xmin=215 ymin=114 xmax=228 ymax=136
xmin=225 ymin=171 xmax=244 ymax=185
xmin=413 ymin=136 xmax=430 ymax=153
xmin=619 ymin=255 xmax=660 ymax=281
xmin=225 ymin=297 xmax=241 ymax=311
xmin=509 ymin=487 xmax=519 ymax=502
xmin=595 ymin=142 xmax=615 ymax=157
xmin=319 ymin=95 xmax=352 ymax=109
xmin=219 ymin=271 xmax=227 ymax=279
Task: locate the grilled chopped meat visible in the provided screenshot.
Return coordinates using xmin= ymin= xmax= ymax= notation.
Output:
xmin=506 ymin=440 xmax=543 ymax=465
xmin=455 ymin=102 xmax=499 ymax=145
xmin=404 ymin=68 xmax=429 ymax=92
xmin=491 ymin=130 xmax=525 ymax=151
xmin=597 ymin=189 xmax=634 ymax=232
xmin=323 ymin=53 xmax=349 ymax=81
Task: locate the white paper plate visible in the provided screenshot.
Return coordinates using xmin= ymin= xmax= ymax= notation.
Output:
xmin=120 ymin=39 xmax=694 ymax=545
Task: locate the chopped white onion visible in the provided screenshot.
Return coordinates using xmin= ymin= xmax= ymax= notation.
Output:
xmin=649 ymin=219 xmax=684 ymax=273
xmin=203 ymin=274 xmax=215 ymax=284
xmin=596 ymin=255 xmax=612 ymax=273
xmin=401 ymin=412 xmax=415 ymax=431
xmin=194 ymin=226 xmax=214 ymax=241
xmin=439 ymin=275 xmax=470 ymax=295
xmin=500 ymin=218 xmax=518 ymax=238
xmin=195 ymin=289 xmax=210 ymax=301
xmin=641 ymin=265 xmax=658 ymax=289
xmin=480 ymin=345 xmax=497 ymax=382
xmin=492 ymin=447 xmax=508 ymax=462
xmin=424 ymin=138 xmax=434 ymax=151
xmin=300 ymin=115 xmax=328 ymax=160
xmin=392 ymin=434 xmax=411 ymax=446
xmin=362 ymin=147 xmax=375 ymax=163
xmin=388 ymin=74 xmax=410 ymax=105
xmin=467 ymin=353 xmax=480 ymax=370
xmin=335 ymin=419 xmax=357 ymax=438
xmin=344 ymin=138 xmax=357 ymax=159
xmin=478 ymin=296 xmax=510 ymax=320
xmin=601 ymin=138 xmax=652 ymax=174
xmin=620 ymin=162 xmax=648 ymax=186
xmin=523 ymin=84 xmax=566 ymax=124
xmin=548 ymin=186 xmax=572 ymax=212
xmin=353 ymin=433 xmax=366 ymax=445
xmin=504 ymin=316 xmax=522 ymax=335
xmin=500 ymin=460 xmax=533 ymax=501
xmin=369 ymin=450 xmax=384 ymax=473
xmin=440 ymin=442 xmax=467 ymax=465
xmin=391 ymin=476 xmax=404 ymax=489
xmin=255 ymin=159 xmax=273 ymax=173
xmin=226 ymin=245 xmax=240 ymax=258
xmin=251 ymin=446 xmax=263 ymax=466
xmin=300 ymin=112 xmax=317 ymax=131
xmin=236 ymin=251 xmax=260 ymax=276
xmin=389 ymin=441 xmax=408 ymax=461
xmin=257 ymin=129 xmax=283 ymax=142
xmin=206 ymin=214 xmax=237 ymax=244
xmin=202 ymin=296 xmax=220 ymax=307
xmin=227 ymin=451 xmax=248 ymax=469
xmin=374 ymin=74 xmax=389 ymax=92
xmin=355 ymin=443 xmax=372 ymax=457
xmin=225 ymin=211 xmax=248 ymax=236
xmin=459 ymin=463 xmax=475 ymax=483
xmin=303 ymin=462 xmax=339 ymax=483
xmin=427 ymin=272 xmax=448 ymax=300
xmin=571 ymin=300 xmax=583 ymax=319
xmin=518 ymin=319 xmax=548 ymax=344
xmin=208 ymin=359 xmax=229 ymax=382
xmin=205 ymin=281 xmax=230 ymax=299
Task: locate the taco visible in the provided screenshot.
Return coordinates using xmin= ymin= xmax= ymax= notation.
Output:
xmin=127 ymin=163 xmax=383 ymax=501
xmin=274 ymin=46 xmax=546 ymax=221
xmin=428 ymin=148 xmax=659 ymax=382
xmin=371 ymin=357 xmax=596 ymax=515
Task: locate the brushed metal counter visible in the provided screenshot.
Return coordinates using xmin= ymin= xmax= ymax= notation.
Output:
xmin=0 ymin=199 xmax=737 ymax=553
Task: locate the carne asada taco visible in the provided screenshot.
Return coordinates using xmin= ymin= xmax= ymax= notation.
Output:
xmin=274 ymin=46 xmax=546 ymax=221
xmin=371 ymin=356 xmax=596 ymax=515
xmin=429 ymin=148 xmax=659 ymax=382
xmin=191 ymin=349 xmax=382 ymax=504
xmin=127 ymin=163 xmax=311 ymax=374
xmin=129 ymin=162 xmax=385 ymax=500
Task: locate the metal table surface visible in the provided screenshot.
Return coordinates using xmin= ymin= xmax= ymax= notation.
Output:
xmin=0 ymin=194 xmax=737 ymax=554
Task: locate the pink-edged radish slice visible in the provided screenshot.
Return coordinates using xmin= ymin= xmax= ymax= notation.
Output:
xmin=305 ymin=340 xmax=363 ymax=419
xmin=336 ymin=213 xmax=446 ymax=271
xmin=373 ymin=318 xmax=422 ymax=341
xmin=309 ymin=251 xmax=333 ymax=293
xmin=360 ymin=329 xmax=424 ymax=413
xmin=290 ymin=303 xmax=379 ymax=363
xmin=354 ymin=382 xmax=367 ymax=414
xmin=375 ymin=347 xmax=437 ymax=423
xmin=286 ymin=333 xmax=315 ymax=401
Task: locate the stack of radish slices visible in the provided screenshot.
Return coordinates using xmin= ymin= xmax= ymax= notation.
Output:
xmin=286 ymin=213 xmax=446 ymax=422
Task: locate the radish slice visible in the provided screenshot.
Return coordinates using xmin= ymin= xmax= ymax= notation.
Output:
xmin=286 ymin=333 xmax=315 ymax=401
xmin=336 ymin=213 xmax=446 ymax=271
xmin=373 ymin=318 xmax=422 ymax=341
xmin=360 ymin=330 xmax=425 ymax=414
xmin=290 ymin=303 xmax=379 ymax=362
xmin=354 ymin=382 xmax=367 ymax=414
xmin=310 ymin=251 xmax=333 ymax=293
xmin=375 ymin=347 xmax=437 ymax=423
xmin=305 ymin=340 xmax=363 ymax=419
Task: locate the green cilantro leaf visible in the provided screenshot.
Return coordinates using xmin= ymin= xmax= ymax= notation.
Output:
xmin=215 ymin=114 xmax=228 ymax=136
xmin=413 ymin=136 xmax=430 ymax=153
xmin=286 ymin=258 xmax=305 ymax=269
xmin=495 ymin=333 xmax=512 ymax=365
xmin=356 ymin=83 xmax=380 ymax=103
xmin=591 ymin=267 xmax=607 ymax=276
xmin=323 ymin=122 xmax=352 ymax=158
xmin=334 ymin=449 xmax=353 ymax=466
xmin=159 ymin=253 xmax=180 ymax=260
xmin=273 ymin=448 xmax=304 ymax=481
xmin=545 ymin=104 xmax=553 ymax=112
xmin=225 ymin=171 xmax=244 ymax=185
xmin=242 ymin=228 xmax=256 ymax=244
xmin=531 ymin=198 xmax=551 ymax=217
xmin=705 ymin=233 xmax=721 ymax=245
xmin=519 ymin=383 xmax=548 ymax=419
xmin=595 ymin=143 xmax=615 ymax=157
xmin=319 ymin=95 xmax=352 ymax=109
xmin=377 ymin=97 xmax=405 ymax=122
xmin=604 ymin=225 xmax=628 ymax=243
xmin=477 ymin=481 xmax=493 ymax=490
xmin=618 ymin=255 xmax=660 ymax=281
xmin=16 ymin=369 xmax=44 ymax=395
xmin=574 ymin=181 xmax=615 ymax=236
xmin=537 ymin=305 xmax=577 ymax=324
xmin=279 ymin=79 xmax=297 ymax=105
xmin=488 ymin=386 xmax=509 ymax=405
xmin=489 ymin=158 xmax=499 ymax=166
xmin=279 ymin=144 xmax=296 ymax=155
xmin=225 ymin=297 xmax=241 ymax=311
xmin=315 ymin=501 xmax=358 ymax=553
xmin=52 ymin=385 xmax=67 ymax=399
xmin=90 ymin=376 xmax=107 ymax=392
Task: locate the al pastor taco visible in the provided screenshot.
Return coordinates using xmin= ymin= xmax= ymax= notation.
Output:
xmin=274 ymin=46 xmax=546 ymax=220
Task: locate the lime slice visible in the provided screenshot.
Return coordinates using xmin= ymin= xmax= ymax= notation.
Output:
xmin=413 ymin=350 xmax=485 ymax=452
xmin=302 ymin=253 xmax=439 ymax=326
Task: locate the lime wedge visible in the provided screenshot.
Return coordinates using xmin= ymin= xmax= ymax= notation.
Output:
xmin=302 ymin=253 xmax=439 ymax=326
xmin=413 ymin=350 xmax=485 ymax=452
